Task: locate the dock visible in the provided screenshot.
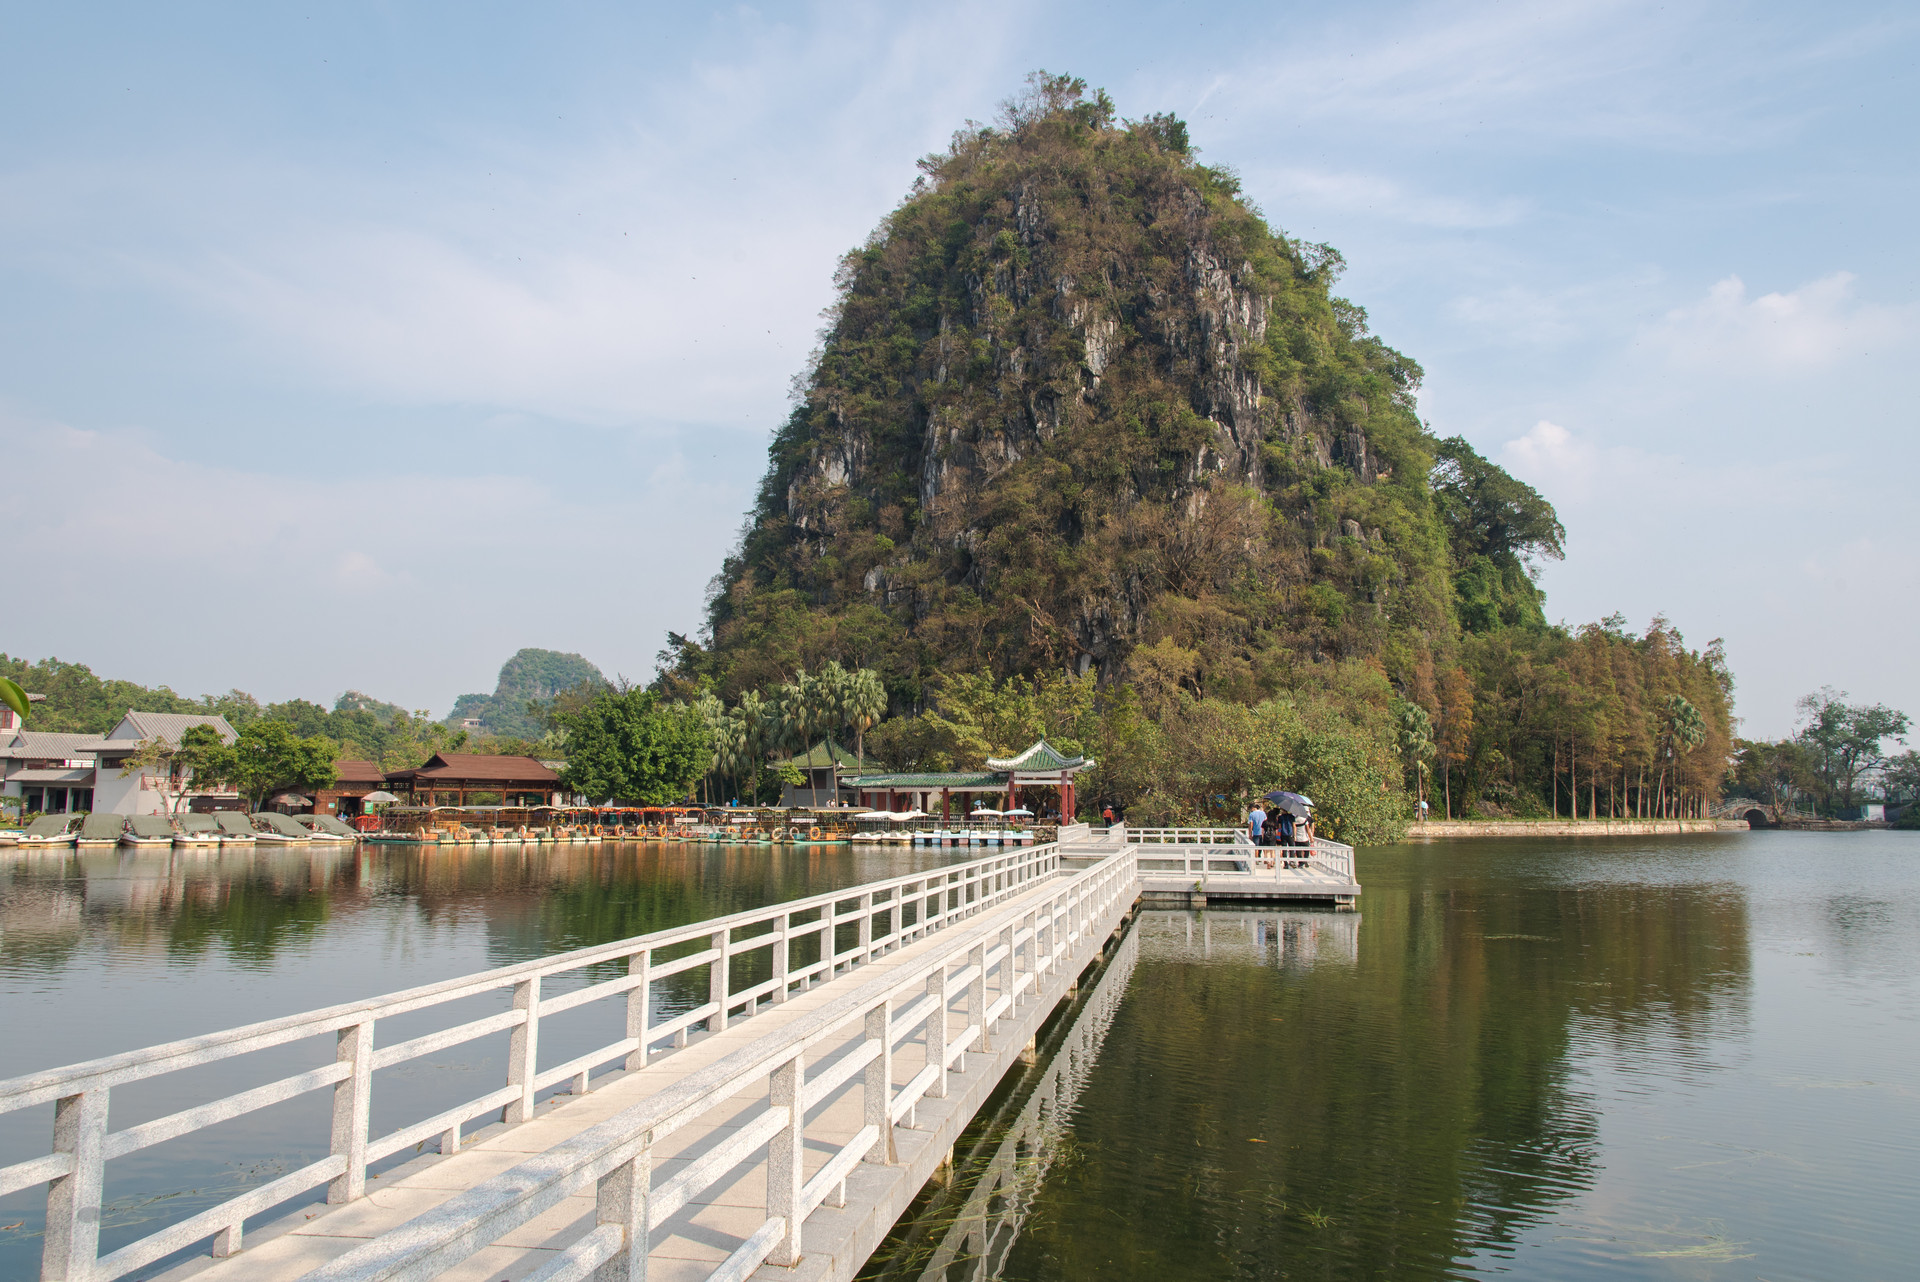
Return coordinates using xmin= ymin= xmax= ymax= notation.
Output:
xmin=1066 ymin=824 xmax=1360 ymax=909
xmin=0 ymin=828 xmax=1356 ymax=1282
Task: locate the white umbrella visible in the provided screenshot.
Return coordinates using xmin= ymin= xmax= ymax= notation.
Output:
xmin=362 ymin=791 xmax=400 ymax=804
xmin=1004 ymin=807 xmax=1034 ymax=816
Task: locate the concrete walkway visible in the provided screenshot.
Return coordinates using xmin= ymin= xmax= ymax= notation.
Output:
xmin=157 ymin=873 xmax=1126 ymax=1282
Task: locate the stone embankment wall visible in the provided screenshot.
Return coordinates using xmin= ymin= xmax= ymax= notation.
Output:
xmin=1404 ymin=818 xmax=1749 ymax=839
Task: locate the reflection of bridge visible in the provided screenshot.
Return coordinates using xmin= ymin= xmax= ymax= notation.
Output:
xmin=0 ymin=831 xmax=1357 ymax=1282
xmin=904 ymin=916 xmax=1142 ymax=1280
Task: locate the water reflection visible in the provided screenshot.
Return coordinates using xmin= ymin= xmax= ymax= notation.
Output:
xmin=0 ymin=841 xmax=962 ymax=1282
xmin=867 ymin=839 xmax=1764 ymax=1281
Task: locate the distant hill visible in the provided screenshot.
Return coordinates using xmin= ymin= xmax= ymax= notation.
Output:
xmin=445 ymin=649 xmax=607 ymax=739
xmin=334 ymin=690 xmax=408 ymax=723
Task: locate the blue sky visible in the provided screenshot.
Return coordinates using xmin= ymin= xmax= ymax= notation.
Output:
xmin=1 ymin=0 xmax=1913 ymax=736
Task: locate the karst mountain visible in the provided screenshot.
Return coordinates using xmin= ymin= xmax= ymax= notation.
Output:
xmin=699 ymin=74 xmax=1561 ymax=706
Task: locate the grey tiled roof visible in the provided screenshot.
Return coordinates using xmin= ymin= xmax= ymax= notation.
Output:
xmin=0 ymin=731 xmax=109 ymax=760
xmin=7 ymin=767 xmax=97 ymax=783
xmin=111 ymin=712 xmax=238 ymax=746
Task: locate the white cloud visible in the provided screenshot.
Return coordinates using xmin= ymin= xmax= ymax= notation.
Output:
xmin=1643 ymin=272 xmax=1915 ymax=373
xmin=1251 ymin=168 xmax=1527 ymax=230
xmin=0 ymin=412 xmax=740 ymax=710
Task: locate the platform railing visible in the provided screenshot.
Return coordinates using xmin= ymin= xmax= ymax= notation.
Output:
xmin=304 ymin=843 xmax=1140 ymax=1282
xmin=1120 ymin=827 xmax=1356 ymax=884
xmin=0 ymin=844 xmax=1064 ymax=1282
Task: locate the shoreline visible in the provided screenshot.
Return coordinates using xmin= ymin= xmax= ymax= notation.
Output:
xmin=1402 ymin=818 xmax=1750 ymax=839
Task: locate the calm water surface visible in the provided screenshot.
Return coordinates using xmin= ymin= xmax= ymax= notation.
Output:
xmin=0 ymin=841 xmax=962 ymax=1279
xmin=4 ymin=832 xmax=1917 ymax=1280
xmin=868 ymin=830 xmax=1920 ymax=1281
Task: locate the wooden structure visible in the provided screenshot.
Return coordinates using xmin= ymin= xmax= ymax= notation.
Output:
xmin=310 ymin=760 xmax=387 ymax=818
xmin=384 ymin=752 xmax=560 ymax=808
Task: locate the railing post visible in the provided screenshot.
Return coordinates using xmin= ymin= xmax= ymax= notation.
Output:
xmin=969 ymin=941 xmax=989 ymax=1052
xmin=927 ymin=964 xmax=949 ymax=1099
xmin=593 ymin=1138 xmax=650 ymax=1282
xmin=41 ymin=1087 xmax=109 ymax=1282
xmin=329 ymin=1019 xmax=374 ymax=1202
xmin=507 ymin=977 xmax=541 ymax=1124
xmin=863 ymin=1002 xmax=895 ymax=1164
xmin=773 ymin=912 xmax=790 ymax=1004
xmin=768 ymin=1054 xmax=805 ymax=1266
xmin=709 ymin=930 xmax=730 ymax=1033
xmin=998 ymin=924 xmax=1016 ymax=1021
xmin=858 ymin=893 xmax=874 ymax=962
xmin=625 ymin=948 xmax=651 ymax=1071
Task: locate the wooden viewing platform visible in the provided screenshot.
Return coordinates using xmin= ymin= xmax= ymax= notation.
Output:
xmin=0 ymin=828 xmax=1356 ymax=1282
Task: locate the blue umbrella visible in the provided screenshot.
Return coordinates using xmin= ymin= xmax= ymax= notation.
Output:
xmin=1263 ymin=790 xmax=1314 ymax=817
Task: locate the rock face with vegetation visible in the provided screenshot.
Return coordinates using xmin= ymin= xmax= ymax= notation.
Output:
xmin=712 ymin=75 xmax=1542 ymax=701
xmin=665 ymin=74 xmax=1738 ymax=832
xmin=445 ymin=648 xmax=607 ymax=739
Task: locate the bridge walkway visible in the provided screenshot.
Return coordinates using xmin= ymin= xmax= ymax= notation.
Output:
xmin=148 ymin=854 xmax=1134 ymax=1282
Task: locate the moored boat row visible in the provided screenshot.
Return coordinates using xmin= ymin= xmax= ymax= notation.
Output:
xmin=0 ymin=810 xmax=365 ymax=848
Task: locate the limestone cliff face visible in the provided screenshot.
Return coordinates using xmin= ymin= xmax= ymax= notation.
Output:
xmin=714 ymin=84 xmax=1447 ymax=697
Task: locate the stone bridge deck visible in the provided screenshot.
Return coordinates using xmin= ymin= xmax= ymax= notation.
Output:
xmin=0 ymin=843 xmax=1138 ymax=1282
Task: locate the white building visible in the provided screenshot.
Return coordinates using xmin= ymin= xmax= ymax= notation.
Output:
xmin=91 ymin=712 xmax=241 ymax=816
xmin=0 ymin=730 xmax=108 ymax=814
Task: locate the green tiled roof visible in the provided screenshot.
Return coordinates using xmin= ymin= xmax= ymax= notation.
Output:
xmin=842 ymin=771 xmax=1003 ymax=789
xmin=781 ymin=740 xmax=861 ymax=769
xmin=984 ymin=741 xmax=1088 ymax=772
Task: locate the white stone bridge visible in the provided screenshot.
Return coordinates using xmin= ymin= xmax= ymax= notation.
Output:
xmin=0 ymin=828 xmax=1357 ymax=1282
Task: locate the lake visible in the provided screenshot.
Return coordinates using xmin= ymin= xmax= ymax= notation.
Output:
xmin=4 ymin=831 xmax=1917 ymax=1280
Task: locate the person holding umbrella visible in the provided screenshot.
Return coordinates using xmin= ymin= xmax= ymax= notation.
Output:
xmin=1264 ymin=790 xmax=1315 ymax=863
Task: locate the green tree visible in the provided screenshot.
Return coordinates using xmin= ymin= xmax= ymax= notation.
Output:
xmin=556 ymin=688 xmax=712 ymax=805
xmin=1795 ymin=688 xmax=1909 ymax=813
xmin=1729 ymin=738 xmax=1818 ymax=818
xmin=1430 ymin=437 xmax=1565 ymax=633
xmin=844 ymin=667 xmax=888 ymax=772
xmin=1394 ymin=701 xmax=1435 ymax=816
xmin=199 ymin=721 xmax=340 ymax=811
xmin=1881 ymin=749 xmax=1920 ymax=806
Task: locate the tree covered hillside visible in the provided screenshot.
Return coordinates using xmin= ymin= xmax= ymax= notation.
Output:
xmin=710 ymin=75 xmax=1554 ymax=701
xmin=661 ymin=74 xmax=1736 ymax=828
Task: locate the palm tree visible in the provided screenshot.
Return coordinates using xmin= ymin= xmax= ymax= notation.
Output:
xmin=734 ymin=690 xmax=772 ymax=803
xmin=1658 ymin=694 xmax=1707 ymax=818
xmin=846 ymin=669 xmax=888 ymax=774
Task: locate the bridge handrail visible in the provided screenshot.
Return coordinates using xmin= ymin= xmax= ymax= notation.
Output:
xmin=303 ymin=844 xmax=1141 ymax=1282
xmin=1115 ymin=827 xmax=1355 ymax=883
xmin=0 ymin=843 xmax=1065 ymax=1282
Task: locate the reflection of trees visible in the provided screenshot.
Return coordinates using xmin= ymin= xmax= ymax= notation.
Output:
xmin=1 ymin=852 xmax=358 ymax=969
xmin=995 ymin=870 xmax=1750 ymax=1280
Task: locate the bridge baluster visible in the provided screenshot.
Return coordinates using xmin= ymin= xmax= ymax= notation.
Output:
xmin=768 ymin=1053 xmax=805 ymax=1266
xmin=625 ymin=948 xmax=651 ymax=1071
xmin=330 ymin=1019 xmax=374 ymax=1201
xmin=863 ymin=1002 xmax=894 ymax=1165
xmin=41 ymin=1087 xmax=108 ymax=1281
xmin=507 ymin=980 xmax=541 ymax=1124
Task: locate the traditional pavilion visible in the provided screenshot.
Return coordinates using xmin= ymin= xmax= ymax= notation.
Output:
xmin=841 ymin=740 xmax=1093 ymax=820
xmin=776 ymin=740 xmax=862 ymax=808
xmin=384 ymin=753 xmax=561 ymax=807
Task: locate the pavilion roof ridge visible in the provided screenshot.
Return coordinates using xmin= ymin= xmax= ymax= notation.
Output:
xmin=983 ymin=740 xmax=1089 ymax=773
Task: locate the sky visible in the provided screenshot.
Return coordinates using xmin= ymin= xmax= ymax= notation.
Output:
xmin=1 ymin=1 xmax=1913 ymax=737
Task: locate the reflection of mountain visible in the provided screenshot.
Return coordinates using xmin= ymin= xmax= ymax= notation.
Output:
xmin=973 ymin=873 xmax=1750 ymax=1280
